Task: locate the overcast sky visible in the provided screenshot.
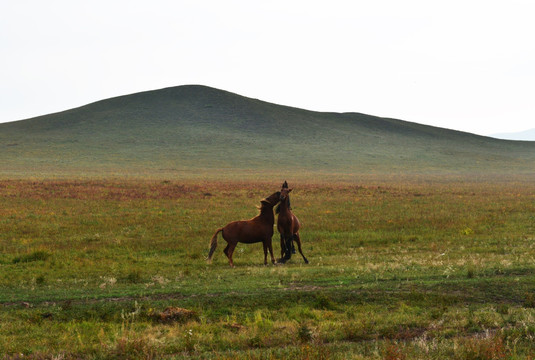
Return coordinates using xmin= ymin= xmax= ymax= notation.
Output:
xmin=1 ymin=1 xmax=534 ymax=136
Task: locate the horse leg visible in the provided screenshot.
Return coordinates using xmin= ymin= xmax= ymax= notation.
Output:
xmin=284 ymin=233 xmax=293 ymax=261
xmin=294 ymin=232 xmax=309 ymax=264
xmin=262 ymin=241 xmax=268 ymax=265
xmin=226 ymin=242 xmax=237 ymax=267
xmin=279 ymin=234 xmax=285 ymax=259
xmin=268 ymin=239 xmax=275 ymax=264
xmin=278 ymin=234 xmax=293 ymax=263
xmin=277 ymin=234 xmax=287 ymax=263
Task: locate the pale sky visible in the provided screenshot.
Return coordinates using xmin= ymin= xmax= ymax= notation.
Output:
xmin=1 ymin=0 xmax=534 ymax=136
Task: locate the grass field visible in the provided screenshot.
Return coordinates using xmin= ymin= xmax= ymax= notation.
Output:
xmin=1 ymin=177 xmax=535 ymax=359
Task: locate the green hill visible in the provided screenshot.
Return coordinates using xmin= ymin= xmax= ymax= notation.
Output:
xmin=1 ymin=85 xmax=534 ymax=178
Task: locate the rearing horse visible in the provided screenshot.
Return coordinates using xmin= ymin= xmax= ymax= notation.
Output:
xmin=277 ymin=182 xmax=309 ymax=264
xmin=207 ymin=191 xmax=280 ymax=267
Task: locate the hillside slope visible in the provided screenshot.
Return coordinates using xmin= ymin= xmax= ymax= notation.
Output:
xmin=1 ymin=85 xmax=534 ymax=178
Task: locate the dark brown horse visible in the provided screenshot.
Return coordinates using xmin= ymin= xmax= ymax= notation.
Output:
xmin=277 ymin=182 xmax=309 ymax=264
xmin=207 ymin=191 xmax=280 ymax=267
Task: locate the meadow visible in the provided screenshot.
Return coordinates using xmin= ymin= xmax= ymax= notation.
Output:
xmin=1 ymin=177 xmax=535 ymax=359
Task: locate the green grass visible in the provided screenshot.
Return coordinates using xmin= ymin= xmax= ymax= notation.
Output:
xmin=2 ymin=178 xmax=535 ymax=358
xmin=2 ymin=85 xmax=535 ymax=358
xmin=1 ymin=85 xmax=535 ymax=179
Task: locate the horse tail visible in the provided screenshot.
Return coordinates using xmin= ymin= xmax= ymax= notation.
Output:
xmin=207 ymin=228 xmax=223 ymax=263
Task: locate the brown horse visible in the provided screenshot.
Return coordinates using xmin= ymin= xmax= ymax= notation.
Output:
xmin=277 ymin=183 xmax=309 ymax=264
xmin=207 ymin=191 xmax=280 ymax=267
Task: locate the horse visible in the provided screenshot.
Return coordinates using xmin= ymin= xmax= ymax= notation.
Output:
xmin=207 ymin=191 xmax=280 ymax=267
xmin=277 ymin=183 xmax=309 ymax=264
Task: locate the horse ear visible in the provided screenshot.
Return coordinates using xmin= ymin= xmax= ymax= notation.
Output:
xmin=282 ymin=181 xmax=288 ymax=189
xmin=288 ymin=188 xmax=293 ymax=193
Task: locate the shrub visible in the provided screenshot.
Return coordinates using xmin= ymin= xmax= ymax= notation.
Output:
xmin=126 ymin=270 xmax=143 ymax=284
xmin=154 ymin=307 xmax=198 ymax=323
xmin=35 ymin=275 xmax=46 ymax=285
xmin=313 ymin=293 xmax=336 ymax=310
xmin=12 ymin=250 xmax=51 ymax=264
xmin=524 ymin=293 xmax=535 ymax=308
xmin=460 ymin=335 xmax=509 ymax=360
xmin=297 ymin=323 xmax=313 ymax=342
xmin=109 ymin=336 xmax=159 ymax=360
xmin=383 ymin=342 xmax=407 ymax=360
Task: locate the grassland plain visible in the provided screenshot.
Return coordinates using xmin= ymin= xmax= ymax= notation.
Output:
xmin=1 ymin=178 xmax=535 ymax=359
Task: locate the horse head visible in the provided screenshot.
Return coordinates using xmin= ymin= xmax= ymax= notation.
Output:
xmin=280 ymin=187 xmax=293 ymax=202
xmin=261 ymin=191 xmax=281 ymax=208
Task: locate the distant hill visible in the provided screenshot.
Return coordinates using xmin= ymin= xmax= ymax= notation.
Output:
xmin=1 ymin=85 xmax=535 ymax=178
xmin=491 ymin=129 xmax=535 ymax=141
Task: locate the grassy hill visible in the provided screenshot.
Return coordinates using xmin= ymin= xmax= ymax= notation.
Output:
xmin=1 ymin=85 xmax=534 ymax=178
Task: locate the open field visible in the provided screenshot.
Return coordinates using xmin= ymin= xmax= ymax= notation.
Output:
xmin=2 ymin=178 xmax=535 ymax=359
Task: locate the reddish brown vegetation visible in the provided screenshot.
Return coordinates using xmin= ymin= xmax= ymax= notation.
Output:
xmin=0 ymin=180 xmax=205 ymax=200
xmin=156 ymin=307 xmax=198 ymax=323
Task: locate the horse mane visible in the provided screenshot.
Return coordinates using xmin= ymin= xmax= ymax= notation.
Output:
xmin=257 ymin=201 xmax=269 ymax=211
xmin=275 ymin=196 xmax=291 ymax=214
xmin=257 ymin=195 xmax=277 ymax=214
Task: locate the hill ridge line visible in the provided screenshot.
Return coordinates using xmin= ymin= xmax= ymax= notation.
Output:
xmin=1 ymin=84 xmax=534 ymax=177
